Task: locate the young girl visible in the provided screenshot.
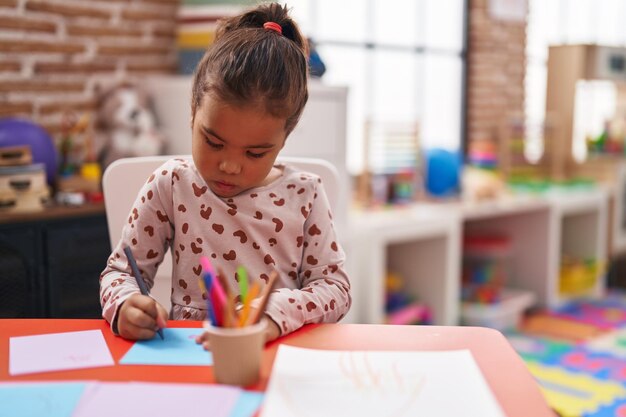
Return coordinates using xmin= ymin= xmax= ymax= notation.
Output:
xmin=99 ymin=3 xmax=351 ymax=343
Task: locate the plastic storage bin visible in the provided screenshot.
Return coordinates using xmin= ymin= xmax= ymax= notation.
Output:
xmin=461 ymin=288 xmax=536 ymax=331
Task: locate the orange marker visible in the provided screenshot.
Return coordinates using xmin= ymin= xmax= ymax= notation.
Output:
xmin=246 ymin=271 xmax=278 ymax=326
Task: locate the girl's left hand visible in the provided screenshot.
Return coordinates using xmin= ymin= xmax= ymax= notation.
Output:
xmin=195 ymin=331 xmax=211 ymax=351
xmin=263 ymin=315 xmax=281 ymax=342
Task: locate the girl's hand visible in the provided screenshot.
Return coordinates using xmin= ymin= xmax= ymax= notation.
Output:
xmin=195 ymin=331 xmax=211 ymax=351
xmin=116 ymin=294 xmax=168 ymax=340
xmin=263 ymin=315 xmax=281 ymax=342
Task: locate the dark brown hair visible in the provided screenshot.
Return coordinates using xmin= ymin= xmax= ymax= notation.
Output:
xmin=191 ymin=3 xmax=309 ymax=135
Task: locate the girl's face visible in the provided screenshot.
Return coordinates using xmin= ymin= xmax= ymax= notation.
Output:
xmin=191 ymin=94 xmax=287 ymax=198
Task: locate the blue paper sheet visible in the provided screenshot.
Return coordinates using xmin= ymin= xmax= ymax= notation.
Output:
xmin=230 ymin=391 xmax=265 ymax=417
xmin=119 ymin=328 xmax=213 ymax=366
xmin=0 ymin=382 xmax=87 ymax=417
xmin=0 ymin=382 xmax=263 ymax=417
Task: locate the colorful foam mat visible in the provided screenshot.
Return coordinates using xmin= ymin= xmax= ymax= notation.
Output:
xmin=507 ymin=291 xmax=626 ymax=416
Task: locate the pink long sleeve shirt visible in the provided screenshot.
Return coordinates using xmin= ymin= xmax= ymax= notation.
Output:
xmin=100 ymin=158 xmax=351 ymax=335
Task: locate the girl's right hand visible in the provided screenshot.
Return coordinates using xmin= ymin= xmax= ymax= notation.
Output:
xmin=116 ymin=294 xmax=168 ymax=340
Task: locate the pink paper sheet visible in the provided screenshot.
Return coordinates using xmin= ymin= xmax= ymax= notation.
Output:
xmin=72 ymin=382 xmax=241 ymax=417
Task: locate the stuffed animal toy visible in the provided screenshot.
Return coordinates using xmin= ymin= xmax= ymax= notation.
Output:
xmin=462 ymin=166 xmax=507 ymax=202
xmin=93 ymin=82 xmax=166 ymax=169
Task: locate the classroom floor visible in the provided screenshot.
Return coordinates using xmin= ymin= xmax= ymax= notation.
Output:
xmin=505 ymin=289 xmax=626 ymax=417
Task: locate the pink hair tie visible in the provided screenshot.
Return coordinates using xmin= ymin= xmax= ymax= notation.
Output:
xmin=263 ymin=21 xmax=282 ymax=34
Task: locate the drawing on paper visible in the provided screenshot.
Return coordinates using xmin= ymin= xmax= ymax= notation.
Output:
xmin=261 ymin=346 xmax=506 ymax=417
xmin=276 ymin=351 xmax=425 ymax=417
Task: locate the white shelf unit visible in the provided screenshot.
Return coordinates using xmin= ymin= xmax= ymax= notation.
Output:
xmin=349 ymin=190 xmax=610 ymax=326
xmin=566 ymin=158 xmax=626 ymax=256
xmin=459 ymin=191 xmax=609 ymax=309
xmin=545 ymin=190 xmax=609 ymax=307
xmin=349 ymin=206 xmax=461 ymax=325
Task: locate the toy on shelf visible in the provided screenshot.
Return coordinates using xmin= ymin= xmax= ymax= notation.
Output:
xmin=468 ymin=139 xmax=498 ymax=171
xmin=463 ymin=140 xmax=508 ymax=202
xmin=0 ymin=163 xmax=50 ymax=213
xmin=385 ymin=272 xmax=431 ymax=325
xmin=93 ymin=82 xmax=166 ymax=170
xmin=0 ymin=118 xmax=54 ymax=213
xmin=497 ymin=112 xmax=560 ymax=182
xmin=0 ymin=118 xmax=58 ymax=185
xmin=494 ymin=112 xmax=604 ymax=194
xmin=356 ymin=120 xmax=422 ymax=208
xmin=356 ymin=168 xmax=423 ymax=208
xmin=559 ymin=255 xmax=601 ymax=296
xmin=462 ymin=166 xmax=507 ymax=202
xmin=423 ymin=147 xmax=461 ymax=198
xmin=0 ymin=146 xmax=32 ymax=167
xmin=587 ymin=117 xmax=626 ymax=156
xmin=55 ymin=111 xmax=103 ymax=205
xmin=390 ymin=169 xmax=419 ymax=205
xmin=462 ymin=235 xmax=511 ymax=304
xmin=460 ymin=233 xmax=537 ymax=332
xmin=307 ymin=38 xmax=326 ymax=78
xmin=58 ymin=111 xmax=91 ymax=177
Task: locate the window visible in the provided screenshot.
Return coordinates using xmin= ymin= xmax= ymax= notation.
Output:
xmin=289 ymin=1 xmax=467 ymax=174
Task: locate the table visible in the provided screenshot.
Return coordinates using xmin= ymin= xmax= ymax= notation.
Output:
xmin=0 ymin=319 xmax=553 ymax=416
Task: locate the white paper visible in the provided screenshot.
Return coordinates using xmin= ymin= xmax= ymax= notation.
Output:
xmin=262 ymin=346 xmax=505 ymax=417
xmin=9 ymin=330 xmax=114 ymax=375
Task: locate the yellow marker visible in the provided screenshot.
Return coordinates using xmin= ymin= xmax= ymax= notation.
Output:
xmin=238 ymin=283 xmax=260 ymax=327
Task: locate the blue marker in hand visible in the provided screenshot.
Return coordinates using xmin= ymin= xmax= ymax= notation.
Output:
xmin=124 ymin=246 xmax=164 ymax=340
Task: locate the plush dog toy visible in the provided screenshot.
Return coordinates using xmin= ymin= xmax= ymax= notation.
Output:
xmin=93 ymin=82 xmax=166 ymax=169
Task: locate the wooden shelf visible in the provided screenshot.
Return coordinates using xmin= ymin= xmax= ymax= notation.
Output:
xmin=0 ymin=202 xmax=105 ymax=225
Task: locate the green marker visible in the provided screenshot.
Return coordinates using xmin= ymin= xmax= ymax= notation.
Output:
xmin=237 ymin=265 xmax=249 ymax=303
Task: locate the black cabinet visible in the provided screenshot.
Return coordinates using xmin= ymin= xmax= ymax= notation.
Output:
xmin=0 ymin=225 xmax=43 ymax=317
xmin=0 ymin=204 xmax=110 ymax=318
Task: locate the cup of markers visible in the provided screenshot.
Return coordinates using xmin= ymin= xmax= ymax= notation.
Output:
xmin=204 ymin=318 xmax=268 ymax=386
xmin=199 ymin=257 xmax=277 ymax=386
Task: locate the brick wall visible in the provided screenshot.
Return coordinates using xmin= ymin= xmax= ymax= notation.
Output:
xmin=0 ymin=0 xmax=180 ymax=137
xmin=466 ymin=0 xmax=527 ymax=144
